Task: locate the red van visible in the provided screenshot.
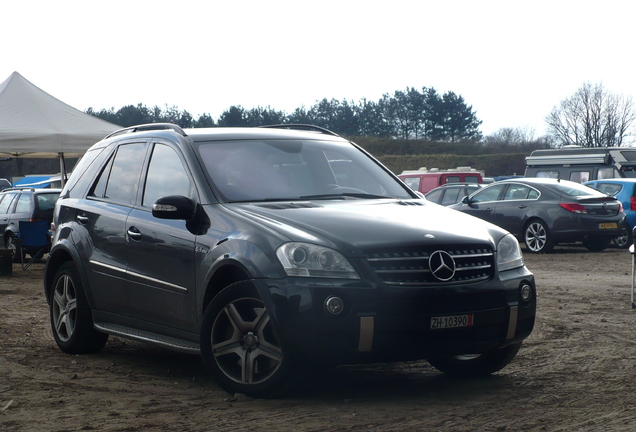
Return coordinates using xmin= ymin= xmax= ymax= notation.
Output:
xmin=398 ymin=167 xmax=484 ymax=194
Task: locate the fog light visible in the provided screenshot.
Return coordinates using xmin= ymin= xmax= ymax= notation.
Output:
xmin=520 ymin=284 xmax=533 ymax=302
xmin=325 ymin=296 xmax=344 ymax=315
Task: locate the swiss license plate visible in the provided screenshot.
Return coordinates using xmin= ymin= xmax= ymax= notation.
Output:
xmin=599 ymin=222 xmax=618 ymax=229
xmin=431 ymin=314 xmax=474 ymax=330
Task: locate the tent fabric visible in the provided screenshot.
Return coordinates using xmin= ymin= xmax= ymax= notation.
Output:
xmin=13 ymin=176 xmax=57 ymax=188
xmin=0 ymin=72 xmax=120 ymax=158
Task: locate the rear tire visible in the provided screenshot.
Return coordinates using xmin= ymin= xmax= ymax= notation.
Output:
xmin=427 ymin=343 xmax=523 ymax=377
xmin=50 ymin=262 xmax=108 ymax=354
xmin=524 ymin=220 xmax=553 ymax=253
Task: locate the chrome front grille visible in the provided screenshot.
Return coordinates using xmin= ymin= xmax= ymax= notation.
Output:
xmin=364 ymin=244 xmax=494 ymax=286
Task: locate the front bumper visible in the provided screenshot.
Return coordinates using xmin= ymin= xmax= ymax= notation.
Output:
xmin=262 ymin=266 xmax=536 ymax=365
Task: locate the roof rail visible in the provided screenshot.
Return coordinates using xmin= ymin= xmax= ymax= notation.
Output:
xmin=104 ymin=123 xmax=187 ymax=139
xmin=2 ymin=187 xmax=36 ymax=192
xmin=259 ymin=124 xmax=340 ymax=137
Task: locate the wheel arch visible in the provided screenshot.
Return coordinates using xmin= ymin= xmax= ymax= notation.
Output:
xmin=199 ymin=238 xmax=285 ymax=319
xmin=523 ymin=216 xmax=549 ymax=233
xmin=44 ymin=243 xmax=89 ymax=305
xmin=201 ymin=262 xmax=252 ymax=317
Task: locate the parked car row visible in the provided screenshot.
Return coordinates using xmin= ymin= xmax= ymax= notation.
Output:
xmin=449 ymin=178 xmax=624 ymax=253
xmin=421 ymin=177 xmax=627 ymax=253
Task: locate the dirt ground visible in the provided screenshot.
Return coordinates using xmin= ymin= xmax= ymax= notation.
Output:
xmin=2 ymin=245 xmax=636 ymax=432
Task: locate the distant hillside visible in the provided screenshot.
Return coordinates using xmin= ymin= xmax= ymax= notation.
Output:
xmin=350 ymin=136 xmax=529 ymax=177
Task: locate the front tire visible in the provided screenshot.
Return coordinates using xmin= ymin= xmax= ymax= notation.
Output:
xmin=427 ymin=343 xmax=523 ymax=377
xmin=200 ymin=281 xmax=296 ymax=398
xmin=50 ymin=262 xmax=108 ymax=354
xmin=524 ymin=219 xmax=554 ymax=253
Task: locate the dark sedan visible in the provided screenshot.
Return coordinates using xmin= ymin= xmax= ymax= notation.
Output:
xmin=449 ymin=178 xmax=625 ymax=253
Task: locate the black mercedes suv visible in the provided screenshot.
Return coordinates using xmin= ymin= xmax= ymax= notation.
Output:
xmin=44 ymin=124 xmax=536 ymax=397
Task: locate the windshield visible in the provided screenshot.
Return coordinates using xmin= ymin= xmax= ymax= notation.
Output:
xmin=197 ymin=139 xmax=412 ymax=202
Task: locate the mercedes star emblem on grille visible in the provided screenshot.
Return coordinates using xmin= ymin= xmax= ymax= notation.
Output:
xmin=429 ymin=250 xmax=456 ymax=281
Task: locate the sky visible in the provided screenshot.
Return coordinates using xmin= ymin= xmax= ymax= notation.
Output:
xmin=3 ymin=0 xmax=636 ymax=138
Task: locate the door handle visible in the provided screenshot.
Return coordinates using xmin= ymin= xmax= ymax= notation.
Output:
xmin=518 ymin=205 xmax=528 ymax=209
xmin=127 ymin=226 xmax=142 ymax=241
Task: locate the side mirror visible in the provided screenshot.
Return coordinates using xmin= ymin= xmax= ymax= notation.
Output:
xmin=461 ymin=195 xmax=471 ymax=205
xmin=152 ymin=195 xmax=196 ymax=220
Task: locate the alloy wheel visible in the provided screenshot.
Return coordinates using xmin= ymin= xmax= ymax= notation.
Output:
xmin=525 ymin=221 xmax=548 ymax=252
xmin=211 ymin=296 xmax=283 ymax=385
xmin=52 ymin=274 xmax=77 ymax=342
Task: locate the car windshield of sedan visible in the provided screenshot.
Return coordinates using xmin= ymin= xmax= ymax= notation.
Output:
xmin=197 ymin=139 xmax=413 ymax=202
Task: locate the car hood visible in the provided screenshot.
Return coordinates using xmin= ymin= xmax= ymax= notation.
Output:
xmin=226 ymin=199 xmax=505 ymax=256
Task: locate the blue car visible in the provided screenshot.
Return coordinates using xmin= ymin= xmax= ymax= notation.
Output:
xmin=584 ymin=179 xmax=636 ymax=248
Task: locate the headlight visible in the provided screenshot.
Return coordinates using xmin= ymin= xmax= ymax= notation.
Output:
xmin=497 ymin=234 xmax=524 ymax=272
xmin=276 ymin=243 xmax=360 ymax=279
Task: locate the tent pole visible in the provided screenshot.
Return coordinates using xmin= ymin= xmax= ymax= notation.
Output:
xmin=58 ymin=152 xmax=66 ymax=188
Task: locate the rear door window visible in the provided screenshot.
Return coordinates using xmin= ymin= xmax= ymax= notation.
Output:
xmin=503 ymin=185 xmax=534 ymax=200
xmin=90 ymin=143 xmax=147 ymax=204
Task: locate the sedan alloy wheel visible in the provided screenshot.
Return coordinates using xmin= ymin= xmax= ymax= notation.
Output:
xmin=524 ymin=220 xmax=553 ymax=253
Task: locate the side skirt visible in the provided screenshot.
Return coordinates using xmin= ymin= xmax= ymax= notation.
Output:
xmin=94 ymin=322 xmax=201 ymax=355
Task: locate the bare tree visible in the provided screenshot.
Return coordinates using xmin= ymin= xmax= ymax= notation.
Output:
xmin=483 ymin=126 xmax=535 ymax=147
xmin=482 ymin=126 xmax=552 ymax=153
xmin=546 ymin=82 xmax=636 ymax=147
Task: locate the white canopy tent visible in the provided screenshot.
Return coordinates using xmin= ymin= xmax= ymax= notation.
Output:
xmin=0 ymin=72 xmax=120 ymax=184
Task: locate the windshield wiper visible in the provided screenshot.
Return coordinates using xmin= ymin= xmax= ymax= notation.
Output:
xmin=299 ymin=193 xmax=395 ymax=200
xmin=228 ymin=193 xmax=396 ymax=203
